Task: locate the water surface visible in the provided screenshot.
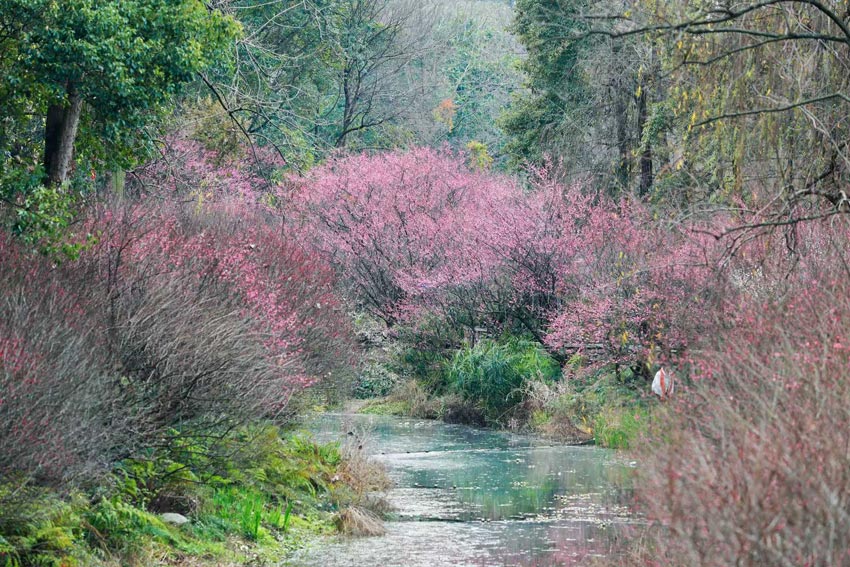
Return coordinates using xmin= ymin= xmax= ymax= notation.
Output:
xmin=286 ymin=414 xmax=635 ymax=567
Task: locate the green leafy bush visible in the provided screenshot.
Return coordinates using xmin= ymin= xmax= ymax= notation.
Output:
xmin=204 ymin=487 xmax=267 ymax=541
xmin=0 ymin=425 xmax=381 ymax=567
xmin=393 ymin=315 xmax=465 ymax=393
xmin=229 ymin=429 xmax=341 ymax=502
xmin=446 ymin=338 xmax=560 ymax=423
xmin=353 ymin=364 xmax=399 ymax=399
xmin=523 ymin=365 xmax=652 ymax=443
xmin=14 ymin=183 xmax=94 ymax=260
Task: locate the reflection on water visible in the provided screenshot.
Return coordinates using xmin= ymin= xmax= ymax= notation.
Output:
xmin=285 ymin=414 xmax=636 ymax=567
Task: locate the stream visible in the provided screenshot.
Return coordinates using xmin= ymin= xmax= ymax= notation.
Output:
xmin=286 ymin=413 xmax=636 ymax=567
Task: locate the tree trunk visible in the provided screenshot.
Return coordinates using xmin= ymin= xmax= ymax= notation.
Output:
xmin=636 ymin=81 xmax=653 ymax=197
xmin=611 ymin=44 xmax=630 ymax=195
xmin=336 ymin=65 xmax=354 ymax=148
xmin=110 ymin=168 xmax=126 ymax=199
xmin=614 ymin=88 xmax=630 ymax=193
xmin=43 ymin=83 xmax=83 ymax=187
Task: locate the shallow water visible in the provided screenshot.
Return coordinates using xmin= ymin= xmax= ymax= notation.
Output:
xmin=285 ymin=414 xmax=635 ymax=567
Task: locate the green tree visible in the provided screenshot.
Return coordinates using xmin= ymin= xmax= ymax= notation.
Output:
xmin=202 ymin=0 xmax=521 ymax=167
xmin=539 ymin=0 xmax=850 ymax=217
xmin=209 ymin=0 xmax=337 ymax=170
xmin=439 ymin=2 xmax=523 ymax=158
xmin=207 ymin=0 xmax=423 ymax=167
xmin=626 ymin=0 xmax=850 ymax=215
xmin=355 ymin=0 xmax=522 ymax=164
xmin=501 ymin=0 xmax=658 ymax=195
xmin=502 ymin=0 xmax=595 ymax=167
xmin=0 ymin=0 xmax=238 ymax=188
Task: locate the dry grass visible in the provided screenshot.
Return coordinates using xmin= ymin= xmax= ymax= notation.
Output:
xmin=336 ymin=425 xmax=393 ymax=497
xmin=388 ymin=380 xmax=440 ymax=419
xmin=522 ymin=379 xmax=594 ymax=443
xmin=333 ymin=506 xmax=386 ymax=537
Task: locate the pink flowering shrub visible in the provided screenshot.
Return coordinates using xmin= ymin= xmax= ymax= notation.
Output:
xmin=114 ymin=128 xmax=354 ymax=398
xmin=290 ymin=147 xmax=511 ymax=326
xmin=290 ymin=149 xmax=568 ymax=332
xmin=292 ymin=148 xmax=724 ymax=371
xmin=72 ymin=178 xmax=354 ymax=444
xmin=0 ymin=130 xmax=354 ymax=486
xmin=543 ymin=198 xmax=725 ymax=368
xmin=131 ymin=130 xmax=285 ymax=204
xmin=612 ymin=218 xmax=850 ymax=566
xmin=0 ymin=234 xmax=116 ymax=484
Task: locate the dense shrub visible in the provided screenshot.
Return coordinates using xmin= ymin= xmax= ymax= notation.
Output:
xmin=617 ymin=220 xmax=850 ymax=566
xmin=292 ymin=148 xmax=725 ymax=374
xmin=0 ymin=234 xmax=117 ymax=485
xmin=1 ymin=129 xmax=356 ymax=490
xmin=75 ymin=201 xmax=353 ymax=447
xmin=0 ymin=426 xmax=387 ymax=567
xmin=353 ymin=364 xmax=399 ymax=399
xmin=0 ymin=487 xmax=90 ymax=567
xmin=521 ymin=369 xmax=650 ymax=445
xmin=445 ymin=338 xmax=560 ymax=423
xmin=289 ymin=147 xmax=519 ymax=329
xmin=535 ymin=173 xmax=725 ymax=368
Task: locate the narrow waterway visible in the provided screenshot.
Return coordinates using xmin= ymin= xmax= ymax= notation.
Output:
xmin=287 ymin=414 xmax=636 ymax=567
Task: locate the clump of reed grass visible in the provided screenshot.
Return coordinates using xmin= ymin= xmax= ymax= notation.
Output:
xmin=333 ymin=506 xmax=386 ymax=537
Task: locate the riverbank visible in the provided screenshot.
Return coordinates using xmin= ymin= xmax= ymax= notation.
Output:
xmin=0 ymin=403 xmax=641 ymax=567
xmin=0 ymin=424 xmax=391 ymax=567
xmin=353 ymin=329 xmax=655 ymax=450
xmin=355 ymin=372 xmax=651 ymax=450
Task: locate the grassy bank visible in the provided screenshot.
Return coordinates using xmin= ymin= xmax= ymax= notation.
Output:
xmin=355 ymin=336 xmax=654 ymax=449
xmin=0 ymin=424 xmax=391 ymax=567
